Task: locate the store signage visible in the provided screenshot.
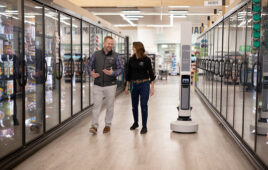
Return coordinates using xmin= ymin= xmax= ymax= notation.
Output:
xmin=204 ymin=0 xmax=222 ymax=6
xmin=192 ymin=27 xmax=201 ymax=34
xmin=239 ymin=45 xmax=251 ymax=52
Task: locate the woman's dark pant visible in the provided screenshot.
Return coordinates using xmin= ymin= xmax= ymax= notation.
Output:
xmin=131 ymin=81 xmax=150 ymax=128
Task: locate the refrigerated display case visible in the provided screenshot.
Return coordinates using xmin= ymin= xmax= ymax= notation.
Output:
xmin=24 ymin=0 xmax=45 ymax=142
xmin=60 ymin=13 xmax=72 ymax=121
xmin=0 ymin=0 xmax=23 ymax=160
xmin=0 ymin=0 xmax=127 ymax=169
xmin=195 ymin=0 xmax=268 ymax=169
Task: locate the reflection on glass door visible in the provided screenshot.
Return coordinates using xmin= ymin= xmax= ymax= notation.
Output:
xmin=222 ymin=19 xmax=230 ymax=119
xmin=234 ymin=8 xmax=247 ymax=137
xmin=60 ymin=13 xmax=71 ymax=121
xmin=89 ymin=25 xmax=96 ymax=105
xmin=24 ymin=1 xmax=44 ymax=142
xmin=227 ymin=14 xmax=238 ymax=127
xmin=0 ymin=0 xmax=23 ymax=159
xmin=72 ymin=18 xmax=81 ymax=114
xmin=96 ymin=28 xmax=102 ymax=51
xmin=256 ymin=0 xmax=268 ymax=166
xmin=82 ymin=21 xmax=90 ymax=109
xmin=44 ymin=8 xmax=60 ymax=130
xmin=243 ymin=3 xmax=256 ymax=150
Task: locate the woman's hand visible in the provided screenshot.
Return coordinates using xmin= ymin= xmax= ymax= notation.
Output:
xmin=125 ymin=81 xmax=130 ymax=95
xmin=124 ymin=86 xmax=129 ymax=95
xmin=150 ymin=87 xmax=154 ymax=96
xmin=150 ymin=82 xmax=154 ymax=96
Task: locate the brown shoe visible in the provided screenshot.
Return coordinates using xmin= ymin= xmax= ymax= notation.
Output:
xmin=103 ymin=126 xmax=110 ymax=133
xmin=89 ymin=127 xmax=97 ymax=134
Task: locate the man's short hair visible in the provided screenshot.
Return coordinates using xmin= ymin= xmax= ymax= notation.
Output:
xmin=104 ymin=36 xmax=113 ymax=42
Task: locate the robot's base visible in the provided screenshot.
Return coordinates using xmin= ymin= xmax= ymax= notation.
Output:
xmin=170 ymin=120 xmax=198 ymax=133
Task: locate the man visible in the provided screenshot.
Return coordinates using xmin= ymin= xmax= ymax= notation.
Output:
xmin=88 ymin=36 xmax=123 ymax=134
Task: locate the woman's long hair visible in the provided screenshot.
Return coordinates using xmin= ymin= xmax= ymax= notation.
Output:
xmin=133 ymin=42 xmax=146 ymax=59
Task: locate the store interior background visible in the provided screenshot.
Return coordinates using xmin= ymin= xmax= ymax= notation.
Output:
xmin=0 ymin=0 xmax=268 ymax=169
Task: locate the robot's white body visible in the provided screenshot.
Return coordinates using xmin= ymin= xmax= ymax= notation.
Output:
xmin=170 ymin=44 xmax=198 ymax=133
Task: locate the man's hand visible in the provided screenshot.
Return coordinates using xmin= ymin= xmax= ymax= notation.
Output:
xmin=91 ymin=69 xmax=100 ymax=78
xmin=103 ymin=67 xmax=113 ymax=76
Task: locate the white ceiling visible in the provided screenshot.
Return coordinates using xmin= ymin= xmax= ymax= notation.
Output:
xmin=83 ymin=6 xmax=224 ymax=28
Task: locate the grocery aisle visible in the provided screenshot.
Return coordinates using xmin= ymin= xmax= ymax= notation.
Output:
xmin=14 ymin=76 xmax=254 ymax=170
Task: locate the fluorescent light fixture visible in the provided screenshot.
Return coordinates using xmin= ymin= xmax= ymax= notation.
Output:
xmin=122 ymin=10 xmax=140 ymax=14
xmin=128 ymin=18 xmax=139 ymax=21
xmin=114 ymin=24 xmax=132 ymax=27
xmin=34 ymin=6 xmax=42 ymax=9
xmin=188 ymin=13 xmax=213 ymax=16
xmin=172 ymin=15 xmax=187 ymax=18
xmin=5 ymin=10 xmax=18 ymax=13
xmin=168 ymin=6 xmax=190 ymax=8
xmin=168 ymin=10 xmax=188 ymax=14
xmin=0 ymin=5 xmax=6 ymax=8
xmin=126 ymin=15 xmax=144 ymax=18
xmin=146 ymin=25 xmax=172 ymax=28
xmin=120 ymin=14 xmax=135 ymax=26
xmin=25 ymin=16 xmax=35 ymax=18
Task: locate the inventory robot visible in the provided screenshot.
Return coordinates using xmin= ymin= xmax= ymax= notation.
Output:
xmin=170 ymin=45 xmax=198 ymax=133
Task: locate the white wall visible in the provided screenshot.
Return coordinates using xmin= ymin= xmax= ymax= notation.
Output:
xmin=121 ymin=21 xmax=192 ymax=54
xmin=155 ymin=22 xmax=181 ymax=44
xmin=137 ymin=28 xmax=157 ymax=54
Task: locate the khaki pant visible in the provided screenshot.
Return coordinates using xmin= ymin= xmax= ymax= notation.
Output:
xmin=91 ymin=85 xmax=117 ymax=128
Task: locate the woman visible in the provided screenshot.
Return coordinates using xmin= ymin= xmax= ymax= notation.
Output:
xmin=125 ymin=42 xmax=155 ymax=134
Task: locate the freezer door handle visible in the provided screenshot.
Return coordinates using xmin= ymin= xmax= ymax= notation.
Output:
xmin=44 ymin=59 xmax=48 ymax=82
xmin=59 ymin=59 xmax=63 ymax=79
xmin=251 ymin=62 xmax=262 ymax=91
xmin=71 ymin=58 xmax=74 ymax=77
xmin=23 ymin=60 xmax=28 ymax=86
xmin=239 ymin=62 xmax=248 ymax=85
xmin=230 ymin=61 xmax=236 ymax=82
xmin=239 ymin=62 xmax=243 ymax=84
xmin=18 ymin=59 xmax=24 ymax=87
xmin=211 ymin=60 xmax=215 ymax=74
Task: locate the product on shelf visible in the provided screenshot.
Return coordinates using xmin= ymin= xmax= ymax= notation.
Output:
xmin=6 ymin=80 xmax=13 ymax=96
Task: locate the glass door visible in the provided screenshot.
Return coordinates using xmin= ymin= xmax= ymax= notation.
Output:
xmin=82 ymin=21 xmax=90 ymax=109
xmin=234 ymin=7 xmax=247 ymax=137
xmin=89 ymin=25 xmax=95 ymax=105
xmin=0 ymin=0 xmax=23 ymax=159
xmin=44 ymin=8 xmax=60 ymax=130
xmin=222 ymin=18 xmax=230 ymax=119
xmin=72 ymin=18 xmax=81 ymax=114
xmin=227 ymin=13 xmax=238 ymax=127
xmin=257 ymin=0 xmax=268 ymax=165
xmin=243 ymin=2 xmax=256 ymax=150
xmin=60 ymin=13 xmax=71 ymax=121
xmin=24 ymin=1 xmax=44 ymax=142
xmin=217 ymin=24 xmax=223 ymax=113
xmin=96 ymin=27 xmax=102 ymax=51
